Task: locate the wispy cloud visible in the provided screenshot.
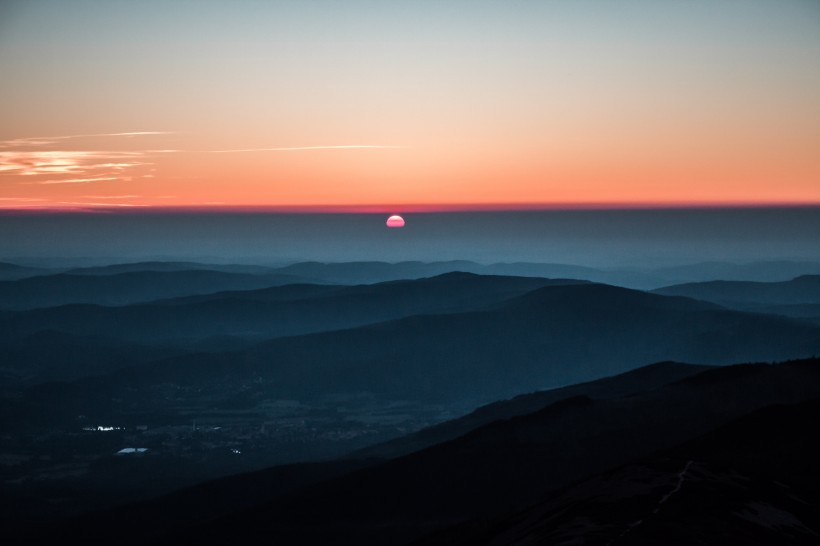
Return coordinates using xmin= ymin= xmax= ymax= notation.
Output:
xmin=0 ymin=150 xmax=148 ymax=178
xmin=0 ymin=132 xmax=170 ymax=187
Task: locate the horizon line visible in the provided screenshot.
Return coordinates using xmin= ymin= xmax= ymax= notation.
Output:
xmin=2 ymin=201 xmax=820 ymax=215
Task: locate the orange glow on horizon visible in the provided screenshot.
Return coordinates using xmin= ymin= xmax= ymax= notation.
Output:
xmin=3 ymin=201 xmax=820 ymax=216
xmin=1 ymin=133 xmax=818 ymax=212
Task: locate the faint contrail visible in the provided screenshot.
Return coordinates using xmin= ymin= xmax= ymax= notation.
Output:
xmin=28 ymin=177 xmax=121 ymax=185
xmin=207 ymin=145 xmax=406 ymax=153
xmin=0 ymin=132 xmax=175 ymax=148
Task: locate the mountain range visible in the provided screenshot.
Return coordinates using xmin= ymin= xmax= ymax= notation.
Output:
xmin=3 ymin=259 xmax=820 ymax=545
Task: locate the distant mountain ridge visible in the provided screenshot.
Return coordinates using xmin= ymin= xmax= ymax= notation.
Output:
xmin=64 ymin=261 xmax=281 ymax=276
xmin=0 ymin=273 xmax=585 ymax=345
xmin=0 ymin=261 xmax=49 ymax=281
xmin=101 ymin=282 xmax=820 ymax=407
xmin=4 ymin=257 xmax=820 ymax=288
xmin=0 ymin=270 xmax=309 ymax=309
xmin=655 ymin=275 xmax=820 ymax=310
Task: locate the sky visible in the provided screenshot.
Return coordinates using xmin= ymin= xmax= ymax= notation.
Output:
xmin=1 ymin=0 xmax=819 ymax=211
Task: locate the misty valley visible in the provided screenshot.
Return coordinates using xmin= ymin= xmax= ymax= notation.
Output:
xmin=1 ymin=259 xmax=820 ymax=544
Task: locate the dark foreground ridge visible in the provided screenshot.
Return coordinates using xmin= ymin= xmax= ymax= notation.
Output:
xmin=29 ymin=358 xmax=820 ymax=546
xmin=421 ymin=398 xmax=820 ymax=545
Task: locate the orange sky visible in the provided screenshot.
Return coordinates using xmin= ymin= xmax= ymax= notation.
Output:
xmin=1 ymin=1 xmax=819 ymax=211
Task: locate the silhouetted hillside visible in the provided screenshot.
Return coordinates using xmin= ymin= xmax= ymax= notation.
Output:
xmin=65 ymin=261 xmax=280 ymax=276
xmin=271 ymin=259 xmax=820 ymax=289
xmin=421 ymin=398 xmax=820 ymax=545
xmin=652 ymin=260 xmax=820 ymax=284
xmin=0 ymin=330 xmax=186 ymax=387
xmin=268 ymin=260 xmax=676 ymax=289
xmin=0 ymin=270 xmax=309 ymax=309
xmin=355 ymin=361 xmax=711 ymax=459
xmin=107 ymin=283 xmax=820 ymax=407
xmin=0 ymin=261 xmax=49 ymax=281
xmin=0 ymin=273 xmax=584 ymax=343
xmin=654 ymin=275 xmax=820 ymax=309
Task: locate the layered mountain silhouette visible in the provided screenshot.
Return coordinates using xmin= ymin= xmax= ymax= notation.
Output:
xmin=63 ymin=261 xmax=283 ymax=276
xmin=99 ymin=282 xmax=820 ymax=407
xmin=4 ymin=257 xmax=820 ymax=290
xmin=654 ymin=275 xmax=820 ymax=311
xmin=0 ymin=270 xmax=308 ymax=309
xmin=268 ymin=260 xmax=820 ymax=288
xmin=4 ymin=260 xmax=820 ymax=545
xmin=652 ymin=260 xmax=820 ymax=283
xmin=0 ymin=330 xmax=187 ymax=386
xmin=4 ymin=278 xmax=811 ymax=433
xmin=0 ymin=273 xmax=583 ymax=344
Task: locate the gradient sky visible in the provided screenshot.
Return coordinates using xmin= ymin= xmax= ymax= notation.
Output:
xmin=1 ymin=0 xmax=819 ymax=211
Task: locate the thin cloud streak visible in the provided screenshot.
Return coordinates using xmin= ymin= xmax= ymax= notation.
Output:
xmin=206 ymin=145 xmax=406 ymax=153
xmin=56 ymin=201 xmax=150 ymax=207
xmin=0 ymin=132 xmax=175 ymax=148
xmin=27 ymin=177 xmax=122 ymax=185
xmin=81 ymin=195 xmax=142 ymax=199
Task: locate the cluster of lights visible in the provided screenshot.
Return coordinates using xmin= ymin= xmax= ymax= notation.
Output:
xmin=82 ymin=426 xmax=123 ymax=432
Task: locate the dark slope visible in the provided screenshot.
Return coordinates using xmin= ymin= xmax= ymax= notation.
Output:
xmin=167 ymin=360 xmax=820 ymax=546
xmin=54 ymin=359 xmax=820 ymax=546
xmin=478 ymin=262 xmax=666 ymax=289
xmin=0 ymin=273 xmax=583 ymax=343
xmin=0 ymin=270 xmax=307 ymax=309
xmin=110 ymin=283 xmax=820 ymax=406
xmin=0 ymin=261 xmax=50 ymax=281
xmin=354 ymin=361 xmax=711 ymax=459
xmin=0 ymin=330 xmax=187 ymax=387
xmin=422 ymin=398 xmax=820 ymax=546
xmin=3 ymin=459 xmax=371 ymax=545
xmin=654 ymin=275 xmax=820 ymax=309
xmin=746 ymin=303 xmax=820 ymax=323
